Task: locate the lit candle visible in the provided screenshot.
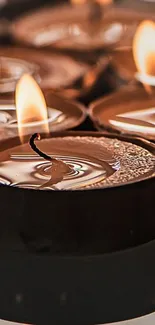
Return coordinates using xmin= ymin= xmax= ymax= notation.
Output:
xmin=0 ymin=74 xmax=86 ymax=140
xmin=91 ymin=20 xmax=155 ymax=140
xmin=112 ymin=20 xmax=155 ymax=85
xmin=133 ymin=20 xmax=155 ymax=91
xmin=0 ymin=74 xmax=108 ymax=189
xmin=0 ymin=74 xmax=155 ymax=190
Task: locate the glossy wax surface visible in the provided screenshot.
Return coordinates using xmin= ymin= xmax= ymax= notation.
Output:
xmin=0 ymin=135 xmax=154 ymax=190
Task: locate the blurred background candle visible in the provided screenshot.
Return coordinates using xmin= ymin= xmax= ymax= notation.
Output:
xmin=111 ymin=19 xmax=155 ymax=87
xmin=10 ymin=0 xmax=155 ymax=103
xmin=0 ymin=47 xmax=91 ymax=99
xmin=89 ymin=17 xmax=155 ymax=140
xmin=0 ymin=55 xmax=38 ymax=93
xmin=0 ymin=74 xmax=86 ymax=140
xmin=133 ymin=20 xmax=155 ymax=89
xmin=11 ymin=0 xmax=122 ymax=51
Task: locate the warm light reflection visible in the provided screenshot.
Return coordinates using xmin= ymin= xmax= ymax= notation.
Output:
xmin=110 ymin=118 xmax=155 ymax=135
xmin=133 ymin=20 xmax=155 ymax=77
xmin=71 ymin=0 xmax=112 ymax=4
xmin=16 ymin=74 xmax=49 ymax=142
xmin=109 ymin=107 xmax=155 ymax=135
xmin=71 ymin=0 xmax=86 ymax=3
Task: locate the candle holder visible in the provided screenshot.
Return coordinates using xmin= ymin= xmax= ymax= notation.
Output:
xmin=0 ymin=47 xmax=89 ymax=94
xmin=0 ymin=93 xmax=86 ymax=140
xmin=89 ymin=84 xmax=155 ymax=140
xmin=11 ymin=4 xmax=149 ymax=52
xmin=0 ymin=131 xmax=155 ymax=325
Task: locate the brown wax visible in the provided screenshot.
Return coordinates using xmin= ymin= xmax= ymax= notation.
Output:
xmin=0 ymin=138 xmax=72 ymax=187
xmin=0 ymin=136 xmax=115 ymax=190
xmin=0 ymin=135 xmax=155 ymax=190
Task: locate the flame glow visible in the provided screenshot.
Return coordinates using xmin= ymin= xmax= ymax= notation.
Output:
xmin=71 ymin=0 xmax=86 ymax=3
xmin=70 ymin=0 xmax=112 ymax=4
xmin=16 ymin=74 xmax=49 ymax=142
xmin=133 ymin=20 xmax=155 ymax=77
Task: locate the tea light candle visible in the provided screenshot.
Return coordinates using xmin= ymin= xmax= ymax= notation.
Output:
xmin=0 ymin=131 xmax=155 ymax=325
xmin=92 ymin=20 xmax=155 ymax=140
xmin=0 ymin=75 xmax=86 ymax=140
xmin=112 ymin=20 xmax=155 ymax=85
xmin=11 ymin=4 xmax=133 ymax=51
xmin=0 ymin=47 xmax=89 ymax=94
xmin=90 ymin=84 xmax=155 ymax=138
xmin=0 ymin=74 xmax=154 ymax=190
xmin=0 ymin=74 xmax=154 ymax=191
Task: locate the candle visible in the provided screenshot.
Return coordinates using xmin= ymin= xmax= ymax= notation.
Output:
xmin=0 ymin=74 xmax=154 ymax=190
xmin=0 ymin=143 xmax=155 ymax=325
xmin=0 ymin=47 xmax=89 ymax=92
xmin=91 ymin=20 xmax=155 ymax=140
xmin=11 ymin=3 xmax=127 ymax=51
xmin=0 ymin=74 xmax=154 ymax=191
xmin=132 ymin=20 xmax=155 ymax=96
xmin=0 ymin=75 xmax=86 ymax=140
xmin=112 ymin=20 xmax=155 ymax=85
xmin=90 ymin=85 xmax=155 ymax=139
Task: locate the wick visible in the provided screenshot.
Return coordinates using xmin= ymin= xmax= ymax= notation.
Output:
xmin=89 ymin=0 xmax=102 ymax=24
xmin=29 ymin=133 xmax=55 ymax=162
xmin=29 ymin=133 xmax=72 ymax=188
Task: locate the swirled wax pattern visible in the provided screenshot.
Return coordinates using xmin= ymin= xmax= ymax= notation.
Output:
xmin=0 ymin=136 xmax=154 ymax=190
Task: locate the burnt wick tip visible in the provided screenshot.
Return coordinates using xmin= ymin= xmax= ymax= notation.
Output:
xmin=32 ymin=133 xmax=40 ymax=141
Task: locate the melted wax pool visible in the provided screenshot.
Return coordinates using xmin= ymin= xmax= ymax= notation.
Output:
xmin=0 ymin=136 xmax=154 ymax=190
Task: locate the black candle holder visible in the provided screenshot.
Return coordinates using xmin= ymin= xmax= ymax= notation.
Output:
xmin=0 ymin=131 xmax=154 ymax=325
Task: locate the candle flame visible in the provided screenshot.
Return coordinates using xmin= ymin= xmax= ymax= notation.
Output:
xmin=16 ymin=74 xmax=49 ymax=142
xmin=133 ymin=20 xmax=155 ymax=93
